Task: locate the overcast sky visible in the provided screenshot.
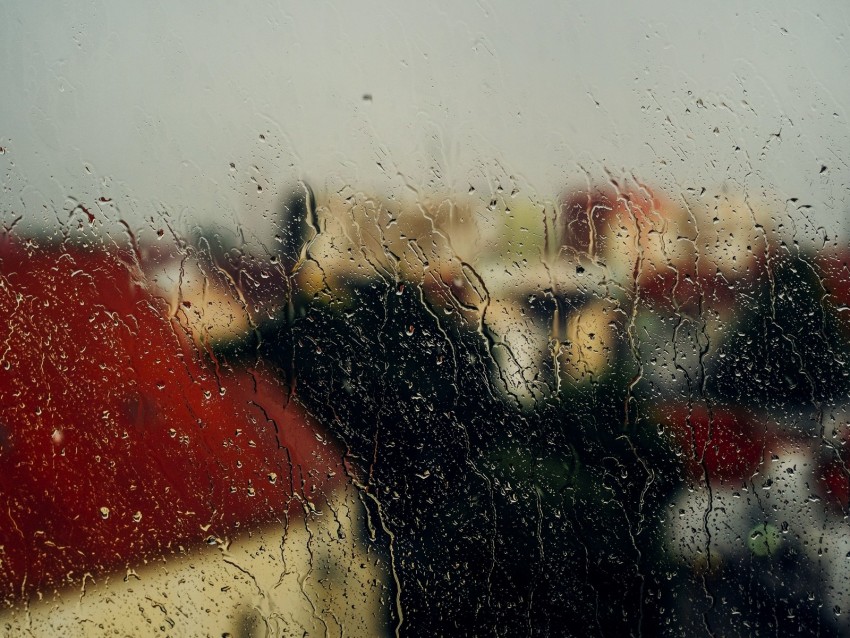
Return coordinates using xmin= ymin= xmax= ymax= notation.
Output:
xmin=2 ymin=0 xmax=849 ymax=243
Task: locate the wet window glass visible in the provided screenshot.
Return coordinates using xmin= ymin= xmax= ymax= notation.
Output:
xmin=2 ymin=2 xmax=850 ymax=636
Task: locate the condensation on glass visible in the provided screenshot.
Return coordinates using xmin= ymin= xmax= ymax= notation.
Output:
xmin=1 ymin=2 xmax=850 ymax=636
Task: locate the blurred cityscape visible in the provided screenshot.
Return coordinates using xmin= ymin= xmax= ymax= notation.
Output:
xmin=2 ymin=179 xmax=849 ymax=635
